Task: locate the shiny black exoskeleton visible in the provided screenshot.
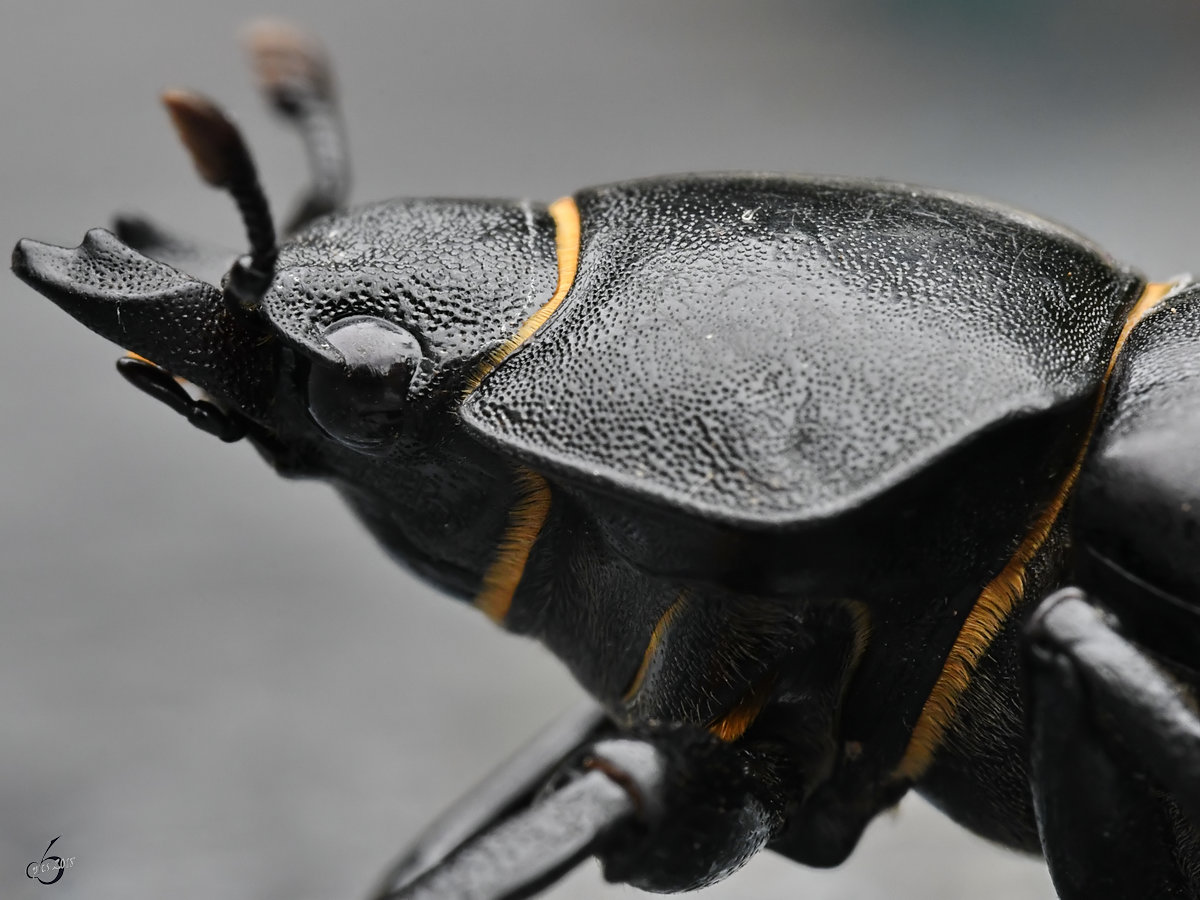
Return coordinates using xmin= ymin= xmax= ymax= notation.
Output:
xmin=12 ymin=23 xmax=1200 ymax=900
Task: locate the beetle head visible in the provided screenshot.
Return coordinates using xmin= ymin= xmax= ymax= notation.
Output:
xmin=13 ymin=90 xmax=553 ymax=469
xmin=254 ymin=195 xmax=555 ymax=456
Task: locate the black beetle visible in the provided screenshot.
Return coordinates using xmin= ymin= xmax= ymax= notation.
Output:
xmin=12 ymin=21 xmax=1200 ymax=900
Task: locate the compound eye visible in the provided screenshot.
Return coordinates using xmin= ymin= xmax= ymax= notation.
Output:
xmin=306 ymin=316 xmax=423 ymax=452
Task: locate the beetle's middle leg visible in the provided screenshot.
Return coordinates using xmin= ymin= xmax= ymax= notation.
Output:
xmin=370 ymin=711 xmax=806 ymax=899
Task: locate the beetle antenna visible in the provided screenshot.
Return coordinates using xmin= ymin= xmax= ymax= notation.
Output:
xmin=161 ymin=89 xmax=276 ymax=308
xmin=243 ymin=19 xmax=350 ymax=234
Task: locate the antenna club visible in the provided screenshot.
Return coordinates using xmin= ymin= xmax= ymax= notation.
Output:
xmin=161 ymin=89 xmax=251 ymax=188
xmin=160 ymin=89 xmax=277 ymax=272
xmin=242 ymin=19 xmax=335 ymax=108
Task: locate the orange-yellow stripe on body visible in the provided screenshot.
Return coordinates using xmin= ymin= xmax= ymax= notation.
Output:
xmin=621 ymin=590 xmax=800 ymax=744
xmin=465 ymin=196 xmax=581 ymax=394
xmin=892 ymin=280 xmax=1175 ymax=782
xmin=711 ymin=600 xmax=871 ymax=743
xmin=710 ymin=676 xmax=776 ymax=743
xmin=471 ymin=197 xmax=581 ymax=623
xmin=622 ymin=592 xmax=690 ymax=702
xmin=843 ymin=598 xmax=873 ymax=676
xmin=475 ymin=468 xmax=552 ymax=623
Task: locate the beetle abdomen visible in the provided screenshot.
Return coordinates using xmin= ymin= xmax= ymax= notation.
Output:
xmin=464 ymin=175 xmax=1142 ymax=529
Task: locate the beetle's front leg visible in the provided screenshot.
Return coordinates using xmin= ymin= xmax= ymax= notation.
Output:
xmin=1023 ymin=587 xmax=1200 ymax=899
xmin=370 ymin=701 xmax=613 ymax=898
xmin=374 ymin=718 xmax=803 ymax=899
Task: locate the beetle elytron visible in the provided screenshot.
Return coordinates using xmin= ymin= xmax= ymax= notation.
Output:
xmin=12 ymin=21 xmax=1200 ymax=900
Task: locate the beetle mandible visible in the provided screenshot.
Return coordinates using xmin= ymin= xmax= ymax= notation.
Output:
xmin=11 ymin=21 xmax=1200 ymax=900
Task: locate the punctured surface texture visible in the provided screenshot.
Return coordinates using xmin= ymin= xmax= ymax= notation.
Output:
xmin=463 ymin=175 xmax=1141 ymax=527
xmin=265 ymin=198 xmax=558 ymax=370
xmin=1076 ymin=287 xmax=1200 ymax=597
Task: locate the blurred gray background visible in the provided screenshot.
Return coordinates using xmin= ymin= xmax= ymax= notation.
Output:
xmin=4 ymin=2 xmax=1200 ymax=898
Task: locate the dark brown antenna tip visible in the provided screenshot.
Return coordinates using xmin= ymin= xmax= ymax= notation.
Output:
xmin=242 ymin=19 xmax=334 ymax=107
xmin=161 ymin=88 xmax=277 ymax=286
xmin=161 ymin=89 xmax=253 ymax=188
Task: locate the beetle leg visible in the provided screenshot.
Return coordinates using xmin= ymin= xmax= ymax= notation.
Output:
xmin=1024 ymin=587 xmax=1200 ymax=899
xmin=369 ymin=700 xmax=612 ymax=898
xmin=378 ymin=766 xmax=635 ymax=900
xmin=371 ymin=706 xmax=802 ymax=898
xmin=243 ymin=20 xmax=350 ymax=234
xmin=590 ymin=727 xmax=798 ymax=893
